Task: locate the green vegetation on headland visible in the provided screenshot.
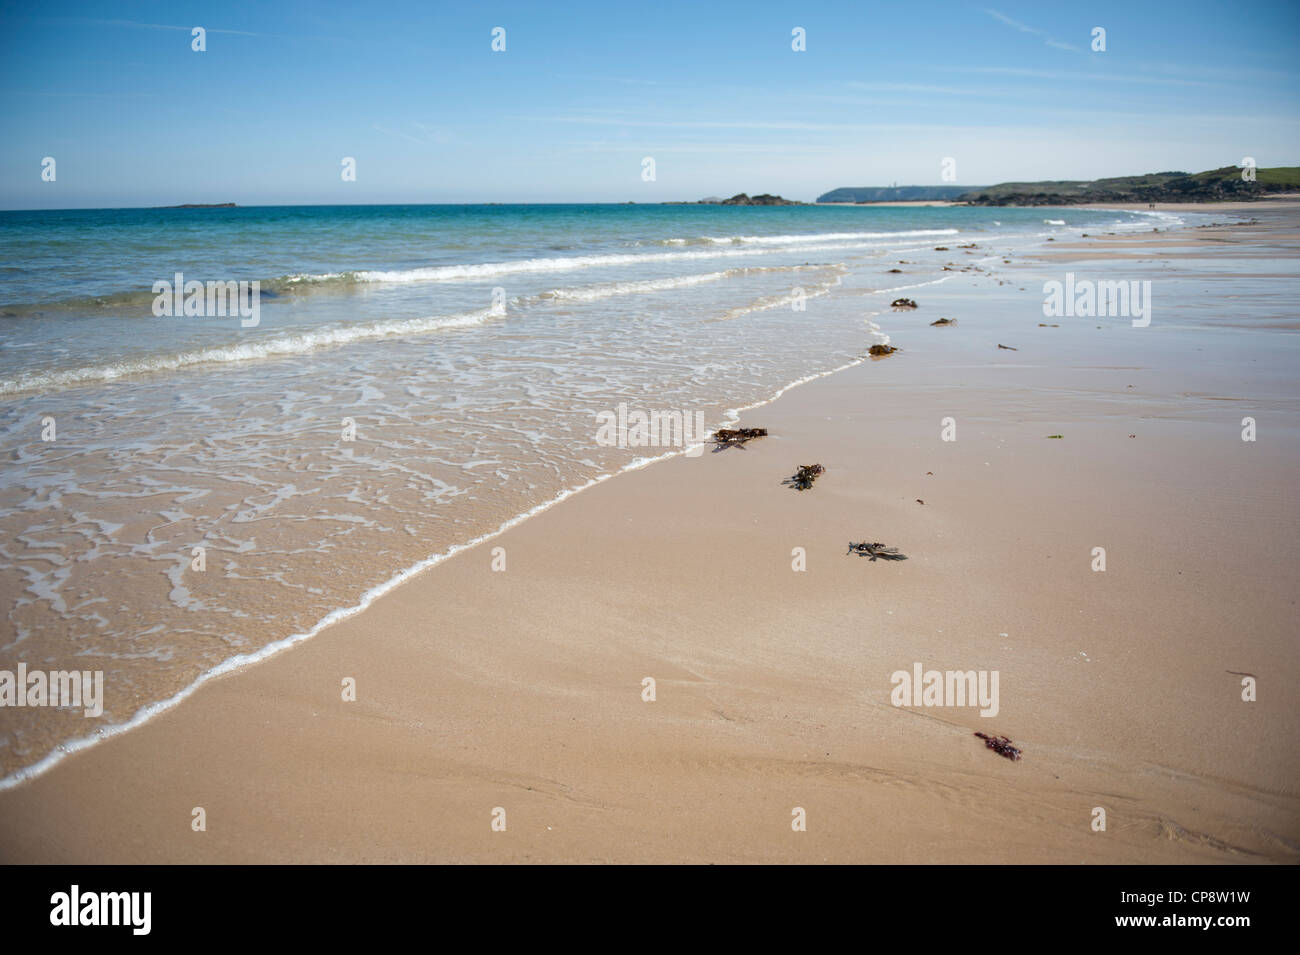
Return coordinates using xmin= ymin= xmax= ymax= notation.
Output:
xmin=959 ymin=166 xmax=1300 ymax=205
xmin=817 ymin=166 xmax=1300 ymax=206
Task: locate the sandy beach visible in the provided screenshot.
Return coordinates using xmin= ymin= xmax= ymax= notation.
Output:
xmin=1 ymin=203 xmax=1295 ymax=864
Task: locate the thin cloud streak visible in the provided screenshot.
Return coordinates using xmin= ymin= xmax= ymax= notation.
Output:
xmin=982 ymin=8 xmax=1081 ymax=54
xmin=982 ymin=9 xmax=1043 ymax=35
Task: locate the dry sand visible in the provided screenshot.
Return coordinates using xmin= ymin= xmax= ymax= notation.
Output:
xmin=2 ymin=208 xmax=1297 ymax=864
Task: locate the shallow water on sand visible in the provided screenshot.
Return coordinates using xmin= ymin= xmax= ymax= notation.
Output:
xmin=0 ymin=202 xmax=1218 ymax=782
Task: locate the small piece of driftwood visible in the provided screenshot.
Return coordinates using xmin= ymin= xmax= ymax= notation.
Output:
xmin=997 ymin=343 xmax=1018 ymax=350
xmin=930 ymin=318 xmax=956 ymax=326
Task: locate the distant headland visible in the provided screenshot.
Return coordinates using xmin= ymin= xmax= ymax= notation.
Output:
xmin=818 ymin=165 xmax=1300 ymax=206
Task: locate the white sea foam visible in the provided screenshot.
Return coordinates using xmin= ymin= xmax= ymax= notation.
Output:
xmin=294 ymin=233 xmax=963 ymax=286
xmin=712 ymin=268 xmax=846 ymax=321
xmin=3 ymin=266 xmax=855 ymax=395
xmin=871 ymin=275 xmax=959 ymax=295
xmin=0 ymin=309 xmax=497 ymax=396
xmin=523 ymin=267 xmax=808 ymax=304
xmin=865 ymin=318 xmax=890 ymax=347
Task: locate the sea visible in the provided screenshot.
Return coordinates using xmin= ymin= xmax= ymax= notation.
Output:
xmin=0 ymin=201 xmax=1206 ymax=784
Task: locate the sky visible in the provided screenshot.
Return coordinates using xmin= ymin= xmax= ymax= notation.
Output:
xmin=1 ymin=0 xmax=1298 ymax=208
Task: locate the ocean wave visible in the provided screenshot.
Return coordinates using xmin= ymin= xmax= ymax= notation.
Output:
xmin=528 ymin=270 xmax=734 ymax=303
xmin=4 ymin=230 xmax=961 ymax=312
xmin=710 ymin=268 xmax=846 ymax=321
xmin=1 ymin=264 xmax=857 ymax=394
xmin=296 ymin=236 xmax=958 ymax=286
xmin=2 ymin=278 xmax=302 ymax=316
xmin=0 ymin=309 xmax=498 ymax=395
xmin=521 ymin=264 xmax=828 ymax=305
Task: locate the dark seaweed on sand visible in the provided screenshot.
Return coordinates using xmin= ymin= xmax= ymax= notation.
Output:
xmin=713 ymin=427 xmax=767 ymax=451
xmin=847 ymin=541 xmax=907 ymax=561
xmin=784 ymin=463 xmax=824 ymax=490
xmin=975 ymin=732 xmax=1022 ymax=761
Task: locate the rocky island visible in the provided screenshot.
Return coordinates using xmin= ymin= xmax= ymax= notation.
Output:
xmin=665 ymin=193 xmax=803 ymax=206
xmin=712 ymin=193 xmax=802 ymax=205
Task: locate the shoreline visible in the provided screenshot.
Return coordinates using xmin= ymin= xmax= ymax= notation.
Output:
xmin=2 ymin=210 xmax=1296 ymax=863
xmin=0 ymin=217 xmax=1048 ymax=788
xmin=0 ymin=352 xmax=879 ymax=794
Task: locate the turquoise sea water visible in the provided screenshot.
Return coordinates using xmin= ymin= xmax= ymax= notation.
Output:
xmin=0 ymin=201 xmax=1207 ymax=783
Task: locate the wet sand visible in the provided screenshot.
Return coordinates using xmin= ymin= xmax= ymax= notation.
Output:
xmin=2 ymin=207 xmax=1297 ymax=864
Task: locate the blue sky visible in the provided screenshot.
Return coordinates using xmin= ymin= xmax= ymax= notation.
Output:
xmin=2 ymin=0 xmax=1298 ymax=208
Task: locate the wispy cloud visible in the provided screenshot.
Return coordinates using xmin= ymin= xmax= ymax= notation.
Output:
xmin=373 ymin=123 xmax=459 ymax=146
xmin=514 ymin=113 xmax=872 ymax=132
xmin=982 ymin=8 xmax=1079 ymax=54
xmin=982 ymin=9 xmax=1042 ymax=35
xmin=942 ymin=65 xmax=1215 ymax=88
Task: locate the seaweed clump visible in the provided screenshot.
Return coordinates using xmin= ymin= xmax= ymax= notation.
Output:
xmin=785 ymin=464 xmax=824 ymax=490
xmin=847 ymin=542 xmax=907 ymax=561
xmin=891 ymin=298 xmax=918 ymax=308
xmin=930 ymin=318 xmax=956 ymax=326
xmin=713 ymin=427 xmax=767 ymax=451
xmin=868 ymin=344 xmax=897 ymax=357
xmin=975 ymin=732 xmax=1022 ymax=761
